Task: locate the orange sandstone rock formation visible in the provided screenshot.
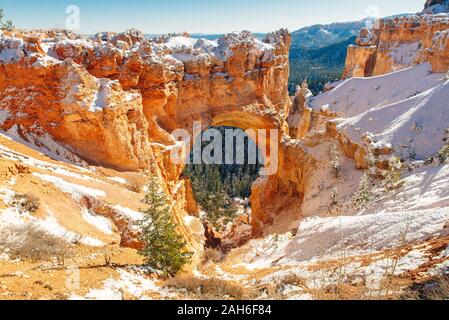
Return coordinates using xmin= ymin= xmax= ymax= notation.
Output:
xmin=343 ymin=14 xmax=449 ymax=78
xmin=0 ymin=28 xmax=310 ymax=241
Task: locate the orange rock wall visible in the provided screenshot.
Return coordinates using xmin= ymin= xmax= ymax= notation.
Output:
xmin=343 ymin=15 xmax=449 ymax=78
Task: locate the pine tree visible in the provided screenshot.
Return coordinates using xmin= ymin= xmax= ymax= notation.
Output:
xmin=138 ymin=174 xmax=192 ymax=278
xmin=352 ymin=173 xmax=372 ymax=210
xmin=0 ymin=9 xmax=14 ymax=31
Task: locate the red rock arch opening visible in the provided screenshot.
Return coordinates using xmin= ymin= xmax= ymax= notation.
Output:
xmin=182 ymin=125 xmax=265 ymax=251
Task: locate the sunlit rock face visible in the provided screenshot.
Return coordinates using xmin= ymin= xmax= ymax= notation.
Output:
xmin=3 ymin=2 xmax=449 ymax=245
xmin=343 ymin=13 xmax=449 ymax=78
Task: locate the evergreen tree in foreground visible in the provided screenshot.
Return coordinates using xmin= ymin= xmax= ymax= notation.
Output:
xmin=138 ymin=174 xmax=192 ymax=278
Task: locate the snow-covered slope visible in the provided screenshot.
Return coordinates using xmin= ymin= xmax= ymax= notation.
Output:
xmin=209 ymin=162 xmax=449 ymax=299
xmin=309 ymin=63 xmax=443 ymax=117
xmin=309 ymin=63 xmax=448 ymax=160
xmin=287 ymin=163 xmax=449 ymax=261
xmin=234 ymin=162 xmax=449 ymax=264
xmin=338 ymin=77 xmax=449 ymax=160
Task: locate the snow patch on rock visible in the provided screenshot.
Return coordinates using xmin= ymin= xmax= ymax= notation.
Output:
xmin=32 ymin=173 xmax=106 ymax=199
xmin=81 ymin=208 xmax=114 ymax=235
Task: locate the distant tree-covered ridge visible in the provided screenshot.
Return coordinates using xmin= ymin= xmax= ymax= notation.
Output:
xmin=290 ymin=19 xmax=367 ymax=50
xmin=289 ymin=36 xmax=357 ymax=95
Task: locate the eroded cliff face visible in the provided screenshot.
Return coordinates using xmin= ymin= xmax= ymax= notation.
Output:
xmin=0 ymin=28 xmax=311 ymax=244
xmin=343 ymin=13 xmax=449 ymax=78
xmin=333 ymin=8 xmax=449 ymax=176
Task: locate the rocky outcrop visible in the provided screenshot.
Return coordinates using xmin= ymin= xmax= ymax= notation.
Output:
xmin=251 ymin=138 xmax=316 ymax=236
xmin=428 ymin=29 xmax=449 ymax=71
xmin=220 ymin=215 xmax=252 ymax=252
xmin=343 ymin=44 xmax=377 ymax=78
xmin=288 ymin=80 xmax=313 ymax=139
xmin=343 ymin=14 xmax=449 ymax=78
xmin=79 ymin=196 xmax=142 ymax=249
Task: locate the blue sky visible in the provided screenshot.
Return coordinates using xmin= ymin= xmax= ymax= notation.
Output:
xmin=0 ymin=0 xmax=425 ymax=34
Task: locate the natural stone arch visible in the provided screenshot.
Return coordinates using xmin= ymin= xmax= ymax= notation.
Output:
xmin=168 ymin=108 xmax=283 ymax=181
xmin=210 ymin=110 xmax=280 ymax=132
xmin=168 ymin=107 xmax=313 ymax=237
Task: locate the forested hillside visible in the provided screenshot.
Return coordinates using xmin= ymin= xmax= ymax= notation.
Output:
xmin=183 ymin=127 xmax=263 ymax=227
xmin=289 ymin=36 xmax=356 ymax=95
